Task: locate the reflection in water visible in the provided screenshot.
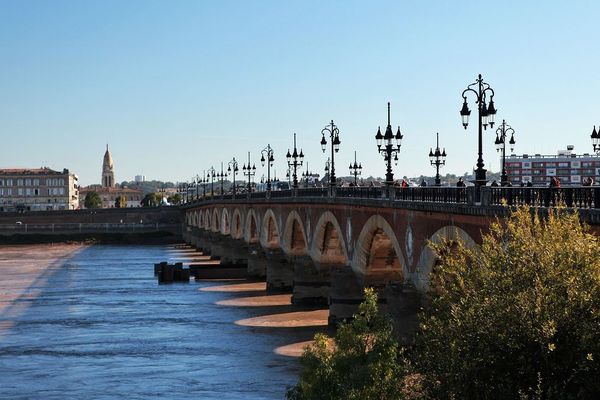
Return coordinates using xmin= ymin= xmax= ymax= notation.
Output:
xmin=0 ymin=244 xmax=326 ymax=400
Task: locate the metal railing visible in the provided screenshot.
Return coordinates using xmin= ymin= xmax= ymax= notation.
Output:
xmin=182 ymin=186 xmax=600 ymax=209
xmin=0 ymin=223 xmax=180 ymax=234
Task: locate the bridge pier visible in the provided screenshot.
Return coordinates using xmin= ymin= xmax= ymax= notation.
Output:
xmin=291 ymin=257 xmax=330 ymax=306
xmin=266 ymin=248 xmax=293 ymax=292
xmin=328 ymin=265 xmax=365 ymax=325
xmin=383 ymin=284 xmax=421 ymax=345
xmin=247 ymin=244 xmax=267 ymax=278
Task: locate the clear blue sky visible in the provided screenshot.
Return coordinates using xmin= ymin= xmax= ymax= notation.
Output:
xmin=1 ymin=0 xmax=598 ymax=186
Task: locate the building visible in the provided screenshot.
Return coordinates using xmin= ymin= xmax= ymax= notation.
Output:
xmin=504 ymin=146 xmax=600 ymax=186
xmin=134 ymin=175 xmax=146 ymax=183
xmin=79 ymin=146 xmax=143 ymax=208
xmin=0 ymin=167 xmax=79 ymax=212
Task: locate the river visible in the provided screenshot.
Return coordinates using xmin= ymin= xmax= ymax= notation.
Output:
xmin=0 ymin=244 xmax=329 ymax=400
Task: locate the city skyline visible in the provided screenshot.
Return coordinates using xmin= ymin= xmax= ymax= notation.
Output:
xmin=1 ymin=1 xmax=599 ymax=186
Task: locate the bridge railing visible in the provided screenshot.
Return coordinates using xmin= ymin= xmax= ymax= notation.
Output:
xmin=0 ymin=222 xmax=179 ymax=235
xmin=392 ymin=187 xmax=468 ymax=204
xmin=488 ymin=187 xmax=600 ymax=208
xmin=183 ymin=186 xmax=600 ymax=209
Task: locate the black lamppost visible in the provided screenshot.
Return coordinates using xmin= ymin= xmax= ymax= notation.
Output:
xmin=194 ymin=175 xmax=200 ymax=200
xmin=302 ymin=162 xmax=313 ymax=188
xmin=321 ymin=120 xmax=340 ymax=186
xmin=227 ymin=157 xmax=239 ymax=197
xmin=349 ymin=151 xmax=362 ymax=186
xmin=286 ymin=133 xmax=304 ymax=189
xmin=207 ymin=166 xmax=216 ymax=198
xmin=216 ymin=162 xmax=226 ymax=197
xmin=260 ymin=144 xmax=275 ymax=191
xmin=375 ymin=102 xmax=403 ymax=186
xmin=429 ymin=133 xmax=447 ymax=186
xmin=590 ymin=126 xmax=600 ymax=154
xmin=242 ymin=152 xmax=256 ymax=193
xmin=495 ymin=120 xmax=515 ymax=186
xmin=460 ymin=74 xmax=498 ymax=187
xmin=201 ymin=170 xmax=207 ymax=198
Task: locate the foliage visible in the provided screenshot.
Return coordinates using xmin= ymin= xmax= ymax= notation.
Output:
xmin=84 ymin=191 xmax=102 ymax=209
xmin=287 ymin=288 xmax=423 ymax=400
xmin=114 ymin=195 xmax=127 ymax=208
xmin=416 ymin=206 xmax=600 ymax=399
xmin=141 ymin=193 xmax=161 ymax=207
xmin=168 ymin=193 xmax=182 ymax=205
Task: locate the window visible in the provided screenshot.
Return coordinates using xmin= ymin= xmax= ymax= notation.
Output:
xmin=0 ymin=180 xmax=3 ymax=186
xmin=25 ymin=179 xmax=31 ymax=186
xmin=17 ymin=179 xmax=23 ymax=186
xmin=571 ymin=161 xmax=581 ymax=168
xmin=522 ymin=162 xmax=531 ymax=169
xmin=6 ymin=188 xmax=11 ymax=195
xmin=25 ymin=188 xmax=31 ymax=196
xmin=59 ymin=179 xmax=64 ymax=186
xmin=6 ymin=179 xmax=12 ymax=186
xmin=17 ymin=188 xmax=23 ymax=196
xmin=59 ymin=188 xmax=64 ymax=195
xmin=33 ymin=179 xmax=39 ymax=186
xmin=557 ymin=162 xmax=569 ymax=167
xmin=34 ymin=189 xmax=39 ymax=196
xmin=545 ymin=162 xmax=556 ymax=168
xmin=582 ymin=162 xmax=594 ymax=167
xmin=532 ymin=162 xmax=544 ymax=168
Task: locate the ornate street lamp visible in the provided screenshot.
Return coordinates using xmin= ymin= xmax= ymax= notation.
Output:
xmin=460 ymin=73 xmax=498 ymax=187
xmin=201 ymin=169 xmax=207 ymax=198
xmin=591 ymin=126 xmax=600 ymax=154
xmin=260 ymin=144 xmax=275 ymax=191
xmin=375 ymin=102 xmax=403 ymax=186
xmin=429 ymin=133 xmax=447 ymax=186
xmin=216 ymin=162 xmax=226 ymax=197
xmin=242 ymin=151 xmax=256 ymax=193
xmin=495 ymin=120 xmax=515 ymax=186
xmin=207 ymin=166 xmax=216 ymax=198
xmin=321 ymin=120 xmax=340 ymax=186
xmin=349 ymin=151 xmax=362 ymax=186
xmin=302 ymin=162 xmax=313 ymax=188
xmin=286 ymin=133 xmax=304 ymax=189
xmin=227 ymin=157 xmax=239 ymax=197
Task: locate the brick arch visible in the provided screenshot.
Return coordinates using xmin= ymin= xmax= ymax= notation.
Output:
xmin=415 ymin=226 xmax=475 ymax=290
xmin=310 ymin=211 xmax=348 ymax=265
xmin=281 ymin=210 xmax=307 ymax=256
xmin=231 ymin=208 xmax=243 ymax=239
xmin=244 ymin=209 xmax=259 ymax=244
xmin=211 ymin=208 xmax=220 ymax=232
xmin=204 ymin=209 xmax=211 ymax=230
xmin=221 ymin=208 xmax=230 ymax=235
xmin=260 ymin=209 xmax=280 ymax=249
xmin=352 ymin=214 xmax=406 ymax=285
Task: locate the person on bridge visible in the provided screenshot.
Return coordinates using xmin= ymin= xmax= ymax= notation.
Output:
xmin=456 ymin=178 xmax=466 ymax=187
xmin=420 ymin=179 xmax=427 ymax=187
xmin=490 ymin=180 xmax=499 ymax=187
xmin=401 ymin=179 xmax=409 ymax=188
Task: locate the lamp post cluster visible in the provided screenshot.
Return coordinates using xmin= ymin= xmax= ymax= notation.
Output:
xmin=321 ymin=121 xmax=341 ymax=187
xmin=242 ymin=152 xmax=256 ymax=193
xmin=460 ymin=73 xmax=497 ymax=187
xmin=429 ymin=133 xmax=446 ymax=186
xmin=375 ymin=102 xmax=403 ymax=186
xmin=349 ymin=151 xmax=362 ymax=186
xmin=302 ymin=162 xmax=313 ymax=188
xmin=495 ymin=120 xmax=516 ymax=186
xmin=286 ymin=133 xmax=304 ymax=189
xmin=260 ymin=144 xmax=275 ymax=191
xmin=227 ymin=158 xmax=239 ymax=197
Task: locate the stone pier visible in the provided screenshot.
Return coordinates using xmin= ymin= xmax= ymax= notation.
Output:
xmin=265 ymin=248 xmax=293 ymax=292
xmin=291 ymin=257 xmax=330 ymax=306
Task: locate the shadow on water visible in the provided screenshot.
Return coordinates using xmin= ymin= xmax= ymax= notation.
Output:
xmin=0 ymin=244 xmax=327 ymax=400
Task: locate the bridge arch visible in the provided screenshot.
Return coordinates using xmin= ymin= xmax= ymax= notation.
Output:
xmin=193 ymin=211 xmax=199 ymax=227
xmin=211 ymin=208 xmax=220 ymax=232
xmin=260 ymin=209 xmax=280 ymax=249
xmin=197 ymin=210 xmax=203 ymax=228
xmin=221 ymin=208 xmax=230 ymax=235
xmin=244 ymin=209 xmax=259 ymax=244
xmin=310 ymin=211 xmax=349 ymax=265
xmin=204 ymin=209 xmax=211 ymax=230
xmin=415 ymin=226 xmax=475 ymax=290
xmin=231 ymin=208 xmax=243 ymax=239
xmin=281 ymin=210 xmax=308 ymax=256
xmin=353 ymin=214 xmax=406 ymax=285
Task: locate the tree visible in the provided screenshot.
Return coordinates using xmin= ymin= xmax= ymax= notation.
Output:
xmin=287 ymin=288 xmax=421 ymax=400
xmin=141 ymin=193 xmax=160 ymax=207
xmin=114 ymin=195 xmax=127 ymax=208
xmin=84 ymin=191 xmax=102 ymax=209
xmin=168 ymin=193 xmax=182 ymax=205
xmin=416 ymin=206 xmax=600 ymax=399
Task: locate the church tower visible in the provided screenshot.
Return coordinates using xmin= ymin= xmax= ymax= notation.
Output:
xmin=102 ymin=144 xmax=115 ymax=188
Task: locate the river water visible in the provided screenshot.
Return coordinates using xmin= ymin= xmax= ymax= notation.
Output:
xmin=0 ymin=244 xmax=327 ymax=400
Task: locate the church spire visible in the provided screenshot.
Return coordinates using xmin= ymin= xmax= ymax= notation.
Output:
xmin=102 ymin=145 xmax=115 ymax=188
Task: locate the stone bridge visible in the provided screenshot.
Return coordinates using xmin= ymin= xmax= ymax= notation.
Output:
xmin=182 ymin=186 xmax=600 ymax=329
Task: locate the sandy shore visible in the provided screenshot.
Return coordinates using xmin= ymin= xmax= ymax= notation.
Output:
xmin=0 ymin=243 xmax=86 ymax=336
